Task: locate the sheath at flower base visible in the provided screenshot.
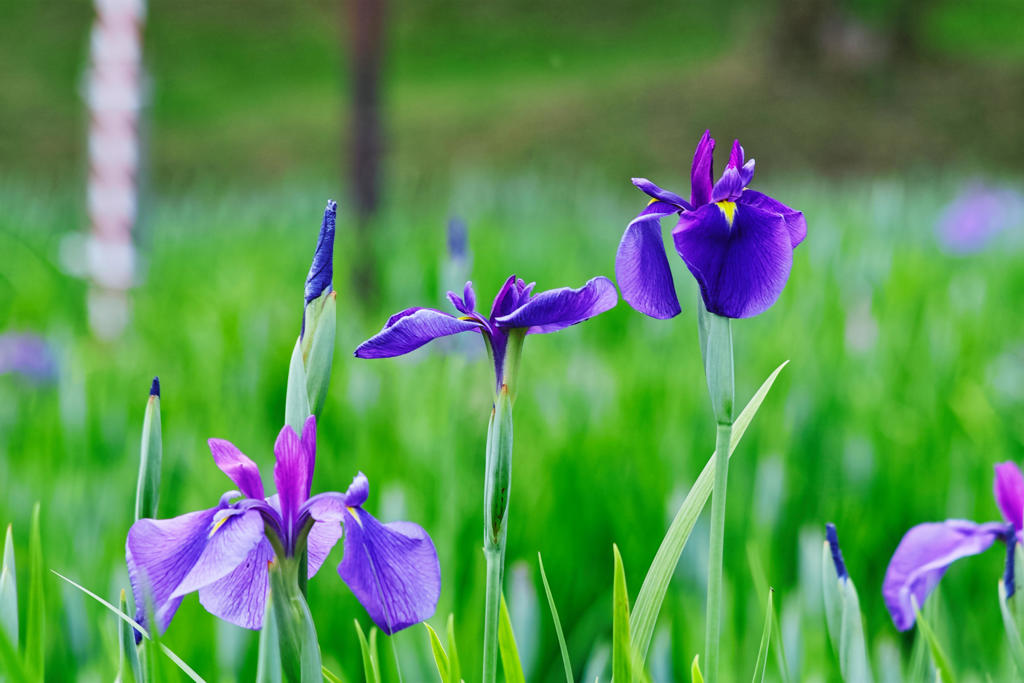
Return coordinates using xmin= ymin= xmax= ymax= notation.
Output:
xmin=125 ymin=415 xmax=440 ymax=636
xmin=353 ymin=274 xmax=618 ymax=392
xmin=616 ymin=130 xmax=807 ymax=320
xmin=882 ymin=461 xmax=1023 ymax=631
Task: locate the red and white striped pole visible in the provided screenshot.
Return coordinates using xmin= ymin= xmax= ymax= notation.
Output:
xmin=84 ymin=0 xmax=146 ymax=339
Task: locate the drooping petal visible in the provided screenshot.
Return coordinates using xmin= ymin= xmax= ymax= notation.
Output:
xmin=171 ymin=509 xmax=265 ymax=598
xmin=631 ymin=178 xmax=690 ymax=210
xmin=198 ymin=537 xmax=273 ymax=630
xmin=690 ymin=130 xmax=715 ymax=207
xmin=273 ymin=418 xmax=316 ymax=534
xmin=304 ymin=200 xmax=336 ymax=304
xmin=672 ymin=202 xmax=793 ymax=319
xmin=208 ymin=439 xmax=265 ymax=500
xmin=494 ymin=276 xmax=618 ymax=334
xmin=615 ymin=202 xmax=682 ymax=319
xmin=307 ymin=519 xmax=343 ymax=578
xmin=882 ymin=520 xmax=1004 ymax=631
xmin=343 ymin=472 xmax=370 ymax=507
xmin=354 ymin=308 xmax=481 ymax=359
xmin=740 ymin=189 xmax=807 ymax=247
xmin=995 ymin=462 xmax=1024 ymax=531
xmin=126 ymin=507 xmax=219 ymax=634
xmin=338 ymin=508 xmax=441 ymax=634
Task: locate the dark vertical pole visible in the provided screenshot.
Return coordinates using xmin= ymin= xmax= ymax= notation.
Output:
xmin=346 ymin=0 xmax=386 ymax=299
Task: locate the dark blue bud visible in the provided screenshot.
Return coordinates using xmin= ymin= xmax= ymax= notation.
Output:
xmin=447 ymin=217 xmax=467 ymax=260
xmin=149 ymin=376 xmax=160 ymax=398
xmin=826 ymin=522 xmax=848 ymax=581
xmin=304 ymin=200 xmax=337 ymax=305
xmin=1005 ymin=525 xmax=1017 ymax=600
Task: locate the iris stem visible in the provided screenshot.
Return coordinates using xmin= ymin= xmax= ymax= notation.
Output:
xmin=482 ymin=544 xmax=505 ymax=683
xmin=482 ymin=384 xmax=514 ymax=683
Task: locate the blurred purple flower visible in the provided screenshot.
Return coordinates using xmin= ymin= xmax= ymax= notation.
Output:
xmin=936 ymin=182 xmax=1024 ymax=254
xmin=354 ymin=275 xmax=617 ymax=391
xmin=0 ymin=333 xmax=57 ymax=383
xmin=126 ymin=415 xmax=439 ymax=635
xmin=616 ymin=130 xmax=806 ymax=319
xmin=882 ymin=461 xmax=1021 ymax=631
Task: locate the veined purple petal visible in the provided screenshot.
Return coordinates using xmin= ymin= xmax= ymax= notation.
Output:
xmin=273 ymin=418 xmax=316 ymax=537
xmin=995 ymin=462 xmax=1024 ymax=531
xmin=882 ymin=520 xmax=1004 ymax=631
xmin=198 ymin=537 xmax=273 ymax=630
xmin=307 ymin=519 xmax=343 ymax=578
xmin=126 ymin=507 xmax=220 ymax=634
xmin=344 ymin=472 xmax=370 ymax=507
xmin=338 ymin=509 xmax=441 ymax=634
xmin=491 ymin=276 xmax=535 ymax=320
xmin=172 ymin=509 xmax=265 ymax=598
xmin=672 ymin=202 xmax=793 ymax=319
xmin=631 ymin=178 xmax=690 ymax=210
xmin=690 ymin=130 xmax=715 ymax=207
xmin=740 ymin=190 xmax=806 ymax=247
xmin=354 ymin=308 xmax=481 ymax=359
xmin=495 ymin=276 xmax=618 ymax=334
xmin=463 ymin=282 xmax=477 ymax=313
xmin=208 ymin=439 xmax=265 ymax=500
xmin=616 ymin=203 xmax=682 ymax=320
xmin=304 ymin=200 xmax=336 ymax=304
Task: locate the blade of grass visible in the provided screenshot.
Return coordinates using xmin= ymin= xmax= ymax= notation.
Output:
xmin=498 ymin=594 xmax=526 ymax=683
xmin=538 ymin=553 xmax=574 ymax=683
xmin=0 ymin=618 xmax=30 ymax=683
xmin=745 ymin=543 xmax=789 ymax=683
xmin=612 ymin=544 xmax=631 ymax=683
xmin=26 ymin=502 xmax=44 ymax=680
xmin=691 ymin=655 xmax=704 ymax=683
xmin=0 ymin=524 xmax=17 ymax=647
xmin=751 ymin=588 xmax=773 ymax=683
xmin=354 ymin=621 xmax=381 ymax=683
xmin=322 ymin=666 xmax=346 ymax=683
xmin=118 ymin=590 xmax=142 ymax=683
xmin=446 ymin=614 xmax=461 ymax=683
xmin=998 ymin=579 xmax=1024 ymax=677
xmin=424 ymin=623 xmax=450 ymax=683
xmin=630 ymin=361 xmax=788 ymax=665
xmin=912 ymin=598 xmax=956 ymax=683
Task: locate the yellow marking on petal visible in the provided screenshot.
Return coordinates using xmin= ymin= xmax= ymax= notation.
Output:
xmin=647 ymin=198 xmax=658 ymax=206
xmin=458 ymin=315 xmax=477 ymax=322
xmin=209 ymin=515 xmax=230 ymax=538
xmin=347 ymin=507 xmax=363 ymax=527
xmin=716 ymin=200 xmax=737 ymax=226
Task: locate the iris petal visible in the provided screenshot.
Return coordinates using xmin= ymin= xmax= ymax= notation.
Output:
xmin=615 ymin=202 xmax=682 ymax=319
xmin=740 ymin=190 xmax=807 ymax=247
xmin=630 ymin=178 xmax=690 ymax=209
xmin=690 ymin=130 xmax=715 ymax=207
xmin=198 ymin=538 xmax=273 ymax=630
xmin=273 ymin=418 xmax=315 ymax=532
xmin=672 ymin=203 xmax=793 ymax=319
xmin=882 ymin=520 xmax=1004 ymax=631
xmin=208 ymin=439 xmax=264 ymax=500
xmin=307 ymin=519 xmax=343 ymax=578
xmin=494 ymin=276 xmax=618 ymax=334
xmin=354 ymin=308 xmax=481 ymax=359
xmin=172 ymin=509 xmax=265 ymax=598
xmin=995 ymin=462 xmax=1024 ymax=531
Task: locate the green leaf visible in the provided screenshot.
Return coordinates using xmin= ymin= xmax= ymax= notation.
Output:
xmin=285 ymin=338 xmax=312 ymax=433
xmin=267 ymin=560 xmax=321 ymax=683
xmin=0 ymin=617 xmax=30 ymax=683
xmin=612 ymin=544 xmax=632 ymax=683
xmin=629 ymin=361 xmax=789 ymax=665
xmin=913 ymin=598 xmax=956 ymax=683
xmin=256 ymin=598 xmax=282 ymax=683
xmin=691 ymin=654 xmax=704 ymax=683
xmin=751 ymin=588 xmax=773 ymax=683
xmin=0 ymin=524 xmax=17 ymax=648
xmin=26 ymin=502 xmax=44 ymax=680
xmin=52 ymin=570 xmax=206 ymax=682
xmin=1013 ymin=544 xmax=1024 ymax=631
xmin=354 ymin=621 xmax=381 ymax=683
xmin=998 ymin=579 xmax=1024 ymax=677
xmin=744 ymin=543 xmax=790 ymax=683
xmin=135 ymin=384 xmax=162 ymax=521
xmin=117 ymin=590 xmax=142 ymax=683
xmin=303 ymin=291 xmax=336 ymax=418
xmin=821 ymin=541 xmax=842 ymax=657
xmin=538 ymin=553 xmax=574 ymax=683
xmin=424 ymin=623 xmax=450 ymax=683
xmin=498 ymin=595 xmax=526 ymax=683
xmin=321 ymin=666 xmax=346 ymax=683
xmin=446 ymin=613 xmax=461 ymax=683
xmin=838 ymin=578 xmax=872 ymax=683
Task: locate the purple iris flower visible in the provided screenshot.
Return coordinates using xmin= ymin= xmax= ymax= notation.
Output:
xmin=935 ymin=182 xmax=1023 ymax=254
xmin=126 ymin=415 xmax=440 ymax=636
xmin=882 ymin=461 xmax=1022 ymax=631
xmin=0 ymin=332 xmax=57 ymax=383
xmin=353 ymin=274 xmax=617 ymax=391
xmin=616 ymin=130 xmax=807 ymax=319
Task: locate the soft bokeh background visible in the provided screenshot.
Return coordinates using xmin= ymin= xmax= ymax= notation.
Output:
xmin=2 ymin=0 xmax=1024 ymax=680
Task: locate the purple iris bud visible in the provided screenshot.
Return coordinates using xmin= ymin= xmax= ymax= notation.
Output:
xmin=304 ymin=200 xmax=337 ymax=305
xmin=447 ymin=217 xmax=468 ymax=262
xmin=825 ymin=522 xmax=848 ymax=581
xmin=150 ymin=376 xmax=160 ymax=398
xmin=616 ymin=130 xmax=806 ymax=320
xmin=126 ymin=415 xmax=440 ymax=635
xmin=936 ymin=182 xmax=1023 ymax=254
xmin=882 ymin=461 xmax=1024 ymax=630
xmin=354 ymin=274 xmax=618 ymax=392
xmin=0 ymin=333 xmax=57 ymax=383
xmin=1005 ymin=531 xmax=1018 ymax=600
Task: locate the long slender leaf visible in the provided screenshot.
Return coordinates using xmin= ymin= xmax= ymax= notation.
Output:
xmin=612 ymin=544 xmax=632 ymax=683
xmin=0 ymin=524 xmax=17 ymax=647
xmin=446 ymin=613 xmax=461 ymax=683
xmin=285 ymin=338 xmax=311 ymax=433
xmin=998 ymin=579 xmax=1024 ymax=677
xmin=354 ymin=621 xmax=381 ymax=683
xmin=256 ymin=599 xmax=282 ymax=683
xmin=912 ymin=599 xmax=956 ymax=683
xmin=26 ymin=502 xmax=44 ymax=680
xmin=821 ymin=541 xmax=842 ymax=657
xmin=0 ymin=617 xmax=30 ymax=683
xmin=498 ymin=595 xmax=526 ymax=683
xmin=691 ymin=655 xmax=704 ymax=683
xmin=751 ymin=588 xmax=773 ymax=683
xmin=838 ymin=578 xmax=872 ymax=683
xmin=117 ymin=590 xmax=142 ymax=683
xmin=425 ymin=623 xmax=450 ymax=683
xmin=630 ymin=361 xmax=789 ymax=664
xmin=539 ymin=553 xmax=574 ymax=683
xmin=52 ymin=571 xmax=206 ymax=682
xmin=745 ymin=543 xmax=790 ymax=683
xmin=135 ymin=380 xmax=162 ymax=521
xmin=322 ymin=666 xmax=346 ymax=683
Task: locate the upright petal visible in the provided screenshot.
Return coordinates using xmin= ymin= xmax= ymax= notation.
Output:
xmin=126 ymin=507 xmax=219 ymax=634
xmin=494 ymin=276 xmax=618 ymax=334
xmin=690 ymin=130 xmax=715 ymax=207
xmin=490 ymin=275 xmax=531 ymax=320
xmin=740 ymin=190 xmax=807 ymax=247
xmin=198 ymin=537 xmax=273 ymax=630
xmin=672 ymin=203 xmax=793 ymax=319
xmin=171 ymin=509 xmax=265 ymax=598
xmin=995 ymin=462 xmax=1024 ymax=531
xmin=338 ymin=508 xmax=441 ymax=634
xmin=631 ymin=178 xmax=690 ymax=210
xmin=711 ymin=141 xmax=755 ymax=203
xmin=882 ymin=520 xmax=1003 ymax=631
xmin=354 ymin=308 xmax=481 ymax=359
xmin=208 ymin=439 xmax=264 ymax=500
xmin=615 ymin=203 xmax=682 ymax=319
xmin=273 ymin=420 xmax=315 ymax=534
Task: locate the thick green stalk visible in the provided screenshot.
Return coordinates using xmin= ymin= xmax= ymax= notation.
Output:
xmin=702 ymin=312 xmax=734 ymax=682
xmin=482 ymin=387 xmax=513 ymax=683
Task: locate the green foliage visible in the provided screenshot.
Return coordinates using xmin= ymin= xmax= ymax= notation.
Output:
xmin=425 ymin=623 xmax=451 ymax=683
xmin=612 ymin=544 xmax=632 ymax=683
xmin=135 ymin=388 xmax=162 ymax=522
xmin=498 ymin=595 xmax=525 ymax=683
xmin=354 ymin=620 xmax=381 ymax=683
xmin=538 ymin=553 xmax=574 ymax=683
xmin=751 ymin=588 xmax=773 ymax=683
xmin=0 ymin=525 xmax=16 ymax=648
xmin=26 ymin=503 xmax=44 ymax=680
xmin=913 ymin=600 xmax=956 ymax=683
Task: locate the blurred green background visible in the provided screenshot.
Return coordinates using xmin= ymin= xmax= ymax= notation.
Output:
xmin=2 ymin=0 xmax=1023 ymax=681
